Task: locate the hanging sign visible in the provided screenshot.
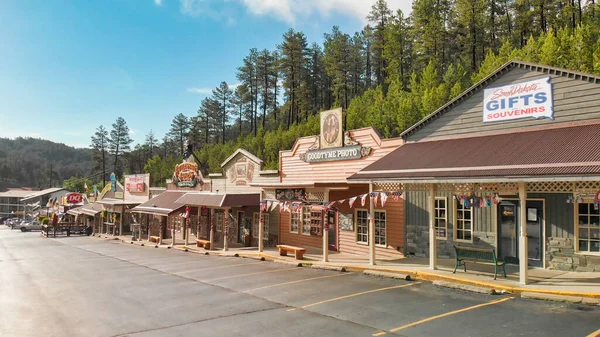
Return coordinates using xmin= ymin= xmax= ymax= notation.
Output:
xmin=173 ymin=162 xmax=200 ymax=188
xmin=66 ymin=193 xmax=83 ymax=204
xmin=483 ymin=77 xmax=553 ymax=123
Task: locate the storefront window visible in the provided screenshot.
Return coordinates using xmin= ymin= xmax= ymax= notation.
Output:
xmin=253 ymin=213 xmax=269 ymax=239
xmin=215 ymin=212 xmax=223 ymax=232
xmin=290 ymin=209 xmax=299 ymax=233
xmin=374 ymin=211 xmax=386 ymax=246
xmin=302 ymin=205 xmax=311 ymax=235
xmin=356 ymin=210 xmax=368 ymax=243
xmin=356 ymin=209 xmax=386 ymax=245
xmin=435 ymin=197 xmax=447 ymax=239
xmin=455 ymin=201 xmax=473 ymax=242
xmin=577 ymin=203 xmax=600 ymax=253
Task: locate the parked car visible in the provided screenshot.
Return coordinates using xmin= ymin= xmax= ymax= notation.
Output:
xmin=19 ymin=220 xmax=42 ymax=232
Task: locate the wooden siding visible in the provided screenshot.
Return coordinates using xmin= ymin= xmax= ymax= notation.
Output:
xmin=211 ymin=151 xmax=279 ymax=194
xmin=278 ymin=209 xmax=323 ymax=248
xmin=281 ymin=128 xmax=403 ymax=183
xmin=407 ymin=67 xmax=600 ymax=142
xmin=528 ymin=193 xmax=573 ymax=239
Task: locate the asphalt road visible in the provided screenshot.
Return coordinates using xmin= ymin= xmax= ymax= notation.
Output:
xmin=1 ymin=227 xmax=599 ymax=337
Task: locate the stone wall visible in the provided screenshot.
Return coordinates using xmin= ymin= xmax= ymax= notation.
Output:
xmin=546 ymin=237 xmax=600 ymax=272
xmin=406 ymin=224 xmax=496 ymax=258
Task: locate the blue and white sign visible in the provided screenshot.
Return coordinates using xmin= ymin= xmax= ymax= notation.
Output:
xmin=110 ymin=172 xmax=117 ymax=192
xmin=483 ymin=77 xmax=553 ymax=123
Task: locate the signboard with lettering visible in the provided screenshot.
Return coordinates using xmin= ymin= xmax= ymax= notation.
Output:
xmin=125 ymin=175 xmax=145 ymax=193
xmin=66 ymin=193 xmax=83 ymax=204
xmin=173 ymin=161 xmax=201 ymax=188
xmin=483 ymin=77 xmax=553 ymax=123
xmin=304 ymin=145 xmax=363 ymax=163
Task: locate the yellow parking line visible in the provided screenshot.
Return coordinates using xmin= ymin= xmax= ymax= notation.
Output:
xmin=176 ymin=261 xmax=263 ymax=274
xmin=243 ymin=272 xmax=350 ymax=292
xmin=372 ymin=331 xmax=387 ymax=336
xmin=287 ymin=282 xmax=420 ymax=312
xmin=204 ymin=267 xmax=302 ymax=281
xmin=586 ymin=328 xmax=600 ymax=337
xmin=387 ymin=297 xmax=514 ymax=333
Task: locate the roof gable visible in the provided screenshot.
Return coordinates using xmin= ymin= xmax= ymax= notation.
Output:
xmin=221 ymin=148 xmax=263 ymax=168
xmin=401 ymin=60 xmax=600 ymax=141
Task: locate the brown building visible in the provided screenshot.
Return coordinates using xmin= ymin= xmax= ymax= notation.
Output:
xmin=254 ymin=108 xmax=405 ymax=261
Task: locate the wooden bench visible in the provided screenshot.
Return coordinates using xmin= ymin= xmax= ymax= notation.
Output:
xmin=276 ymin=245 xmax=306 ymax=260
xmin=150 ymin=236 xmax=161 ymax=244
xmin=196 ymin=239 xmax=211 ymax=250
xmin=453 ymin=245 xmax=506 ymax=280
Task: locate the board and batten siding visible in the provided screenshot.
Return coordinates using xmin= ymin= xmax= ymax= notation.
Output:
xmin=406 ymin=66 xmax=600 ymax=142
xmin=331 ymin=186 xmax=404 ymax=259
xmin=280 ymin=128 xmax=403 ymax=183
xmin=528 ymin=193 xmax=573 ymax=239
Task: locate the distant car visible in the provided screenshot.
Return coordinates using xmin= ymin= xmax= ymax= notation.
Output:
xmin=19 ymin=221 xmax=42 ymax=232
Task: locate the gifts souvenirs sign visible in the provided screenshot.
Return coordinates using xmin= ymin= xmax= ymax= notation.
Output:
xmin=173 ymin=161 xmax=200 ymax=187
xmin=483 ymin=77 xmax=554 ymax=123
xmin=300 ymin=108 xmax=371 ymax=163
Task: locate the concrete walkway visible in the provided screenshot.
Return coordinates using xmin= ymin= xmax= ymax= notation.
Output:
xmin=101 ymin=234 xmax=600 ymax=298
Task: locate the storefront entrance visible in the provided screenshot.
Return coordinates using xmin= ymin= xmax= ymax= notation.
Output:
xmin=497 ymin=200 xmax=544 ymax=267
xmin=327 ymin=209 xmax=338 ymax=251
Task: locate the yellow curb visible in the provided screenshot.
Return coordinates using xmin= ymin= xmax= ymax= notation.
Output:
xmin=116 ymin=241 xmax=600 ymax=299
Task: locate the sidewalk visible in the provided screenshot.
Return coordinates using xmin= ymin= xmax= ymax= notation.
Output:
xmin=100 ymin=234 xmax=600 ymax=299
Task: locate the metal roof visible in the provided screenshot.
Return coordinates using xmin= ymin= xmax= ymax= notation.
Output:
xmin=20 ymin=188 xmax=66 ymax=201
xmin=131 ymin=191 xmax=187 ymax=216
xmin=350 ymin=123 xmax=600 ymax=182
xmin=175 ymin=192 xmax=259 ymax=208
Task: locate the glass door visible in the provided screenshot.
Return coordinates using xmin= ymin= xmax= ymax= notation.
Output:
xmin=498 ymin=201 xmax=519 ymax=264
xmin=525 ymin=201 xmax=544 ymax=268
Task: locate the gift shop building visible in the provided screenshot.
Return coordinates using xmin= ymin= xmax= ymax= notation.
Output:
xmin=349 ymin=61 xmax=600 ymax=283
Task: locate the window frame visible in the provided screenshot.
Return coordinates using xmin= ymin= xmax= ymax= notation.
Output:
xmin=434 ymin=197 xmax=448 ymax=240
xmin=454 ymin=200 xmax=473 ymax=243
xmin=215 ymin=212 xmax=224 ymax=232
xmin=301 ymin=205 xmax=312 ymax=236
xmin=374 ymin=209 xmax=387 ymax=247
xmin=355 ymin=208 xmax=368 ymax=244
xmin=575 ymin=201 xmax=600 ymax=254
xmin=289 ymin=207 xmax=299 ymax=234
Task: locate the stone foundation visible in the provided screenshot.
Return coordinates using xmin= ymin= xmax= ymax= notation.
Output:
xmin=546 ymin=237 xmax=600 ymax=272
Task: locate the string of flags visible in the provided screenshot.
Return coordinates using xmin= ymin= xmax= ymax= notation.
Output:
xmin=452 ymin=193 xmax=503 ymax=208
xmin=260 ymin=191 xmax=403 ymax=213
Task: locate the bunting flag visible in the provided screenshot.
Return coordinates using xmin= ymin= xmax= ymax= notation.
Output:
xmin=392 ymin=191 xmax=403 ymax=201
xmin=267 ymin=200 xmax=272 ymax=211
xmin=338 ymin=199 xmax=346 ymax=205
xmin=260 ymin=200 xmax=268 ymax=212
xmin=348 ymin=196 xmax=358 ymax=208
xmin=370 ymin=192 xmax=379 ymax=207
xmin=380 ymin=192 xmax=389 ymax=207
xmin=327 ymin=201 xmax=336 ymax=208
xmin=360 ymin=194 xmax=368 ymax=207
xmin=271 ymin=201 xmax=279 ymax=212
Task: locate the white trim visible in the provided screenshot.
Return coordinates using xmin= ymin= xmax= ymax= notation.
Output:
xmin=356 ymin=162 xmax=600 ymax=175
xmin=374 ymin=209 xmax=387 ymax=247
xmin=220 ymin=148 xmax=263 ymax=168
xmin=454 ymin=199 xmax=473 ymax=243
xmin=434 ymin=197 xmax=448 ymax=240
xmin=289 ymin=209 xmax=299 ymax=234
xmin=301 ymin=205 xmax=312 ymax=236
xmin=574 ymin=201 xmax=600 ymax=254
xmin=355 ymin=208 xmax=368 ymax=244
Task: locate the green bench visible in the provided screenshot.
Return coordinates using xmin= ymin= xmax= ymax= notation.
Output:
xmin=453 ymin=245 xmax=506 ymax=280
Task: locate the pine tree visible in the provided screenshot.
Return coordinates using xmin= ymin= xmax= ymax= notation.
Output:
xmin=108 ymin=117 xmax=133 ymax=178
xmin=323 ymin=26 xmax=353 ymax=113
xmin=383 ymin=9 xmax=412 ymax=88
xmin=278 ymin=28 xmax=309 ymax=128
xmin=144 ymin=130 xmax=158 ymax=160
xmin=90 ymin=125 xmax=108 ymax=187
xmin=168 ymin=113 xmax=190 ymax=158
xmin=367 ymin=0 xmax=392 ymax=87
xmin=212 ymin=81 xmax=233 ymax=144
xmin=232 ymin=84 xmax=251 ymax=138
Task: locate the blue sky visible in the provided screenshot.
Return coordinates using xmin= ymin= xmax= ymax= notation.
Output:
xmin=0 ymin=0 xmax=411 ymax=148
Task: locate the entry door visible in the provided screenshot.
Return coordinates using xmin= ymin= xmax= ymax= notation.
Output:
xmin=497 ymin=200 xmax=544 ymax=267
xmin=327 ymin=210 xmax=338 ymax=251
xmin=237 ymin=211 xmax=245 ymax=244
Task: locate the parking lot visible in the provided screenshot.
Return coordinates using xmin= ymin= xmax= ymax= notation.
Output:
xmin=1 ymin=227 xmax=599 ymax=337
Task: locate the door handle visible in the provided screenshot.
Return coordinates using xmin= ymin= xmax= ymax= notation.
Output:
xmin=526 ymin=235 xmax=533 ymax=239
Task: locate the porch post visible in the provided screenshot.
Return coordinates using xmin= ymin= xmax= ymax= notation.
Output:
xmin=223 ymin=208 xmax=229 ymax=251
xmin=119 ymin=208 xmax=123 ymax=237
xmin=518 ymin=182 xmax=528 ymax=285
xmin=323 ymin=207 xmax=329 ymax=262
xmin=183 ymin=216 xmax=188 ymax=246
xmin=138 ymin=214 xmax=142 ymax=242
xmin=369 ymin=183 xmax=376 ymax=266
xmin=429 ymin=183 xmax=437 ymax=270
xmin=171 ymin=216 xmax=176 ymax=246
xmin=209 ymin=208 xmax=215 ymax=250
xmin=258 ymin=208 xmax=264 ymax=253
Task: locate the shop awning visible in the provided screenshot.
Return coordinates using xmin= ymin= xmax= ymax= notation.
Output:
xmin=131 ymin=191 xmax=187 ymax=216
xmin=175 ymin=193 xmax=259 ymax=208
xmin=67 ymin=203 xmax=103 ymax=216
xmin=349 ymin=123 xmax=600 ymax=183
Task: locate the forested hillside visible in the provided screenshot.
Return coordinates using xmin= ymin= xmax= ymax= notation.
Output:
xmin=0 ymin=137 xmax=93 ymax=189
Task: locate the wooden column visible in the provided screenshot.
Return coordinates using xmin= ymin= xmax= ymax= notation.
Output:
xmin=183 ymin=216 xmax=189 ymax=247
xmin=171 ymin=216 xmax=176 ymax=246
xmin=369 ymin=183 xmax=376 ymax=266
xmin=258 ymin=209 xmax=264 ymax=253
xmin=223 ymin=208 xmax=229 ymax=251
xmin=323 ymin=208 xmax=329 ymax=263
xmin=429 ymin=183 xmax=437 ymax=270
xmin=518 ymin=182 xmax=528 ymax=285
xmin=209 ymin=208 xmax=215 ymax=250
xmin=119 ymin=208 xmax=123 ymax=237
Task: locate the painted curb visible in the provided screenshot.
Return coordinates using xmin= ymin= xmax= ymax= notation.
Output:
xmin=433 ymin=280 xmax=496 ymax=295
xmin=364 ymin=270 xmax=411 ymax=281
xmin=521 ymin=292 xmax=583 ymax=303
xmin=311 ymin=265 xmax=346 ymax=272
xmin=243 ymin=255 xmax=266 ymax=261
